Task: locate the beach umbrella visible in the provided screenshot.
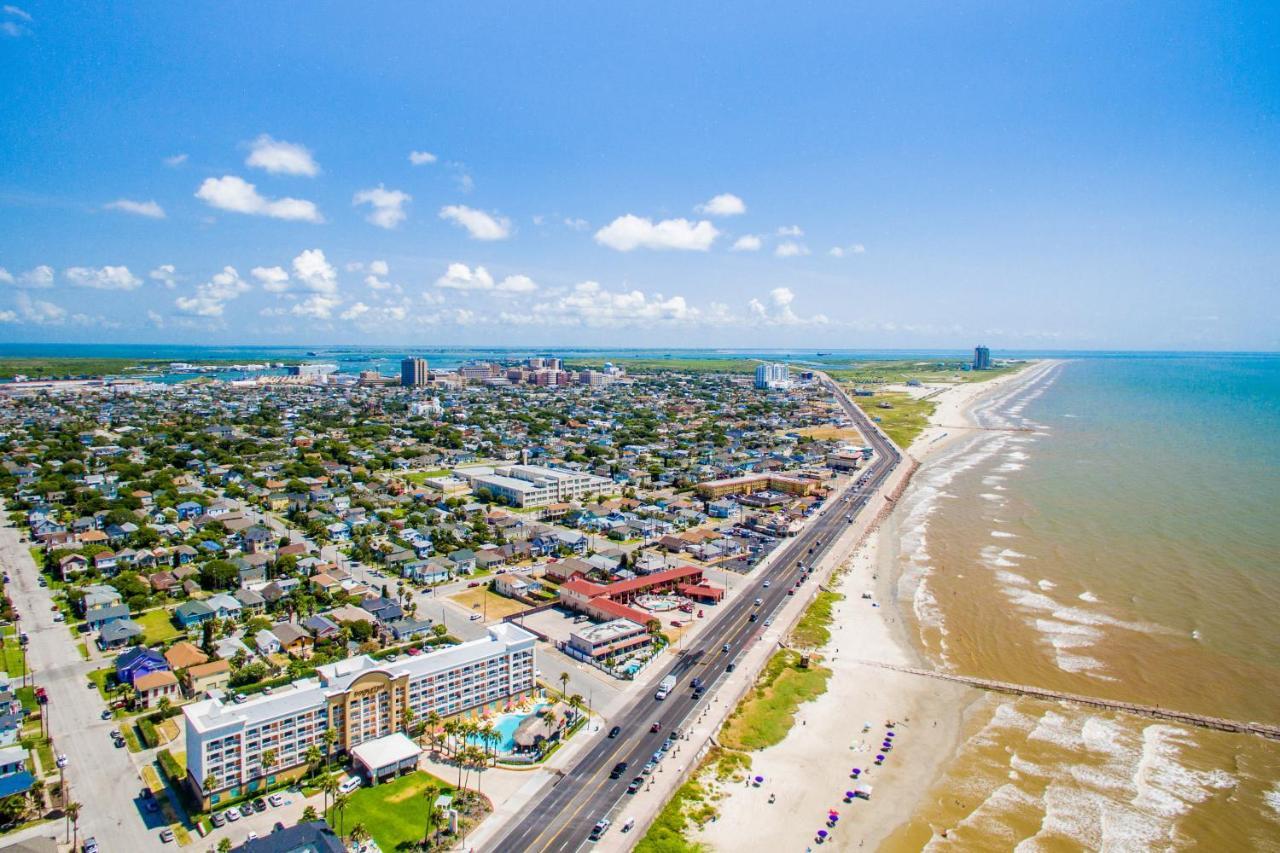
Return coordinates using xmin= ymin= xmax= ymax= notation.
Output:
xmin=851 ymin=768 xmax=861 ymax=775
xmin=817 ymin=830 xmax=828 ymax=839
xmin=755 ymin=775 xmax=764 ymax=784
xmin=876 ymin=754 xmax=885 ymax=762
xmin=886 ymin=731 xmax=895 ymax=738
xmin=844 ymin=792 xmax=854 ymax=802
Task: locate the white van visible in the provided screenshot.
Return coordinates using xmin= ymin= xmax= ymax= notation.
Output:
xmin=338 ymin=775 xmax=363 ymax=794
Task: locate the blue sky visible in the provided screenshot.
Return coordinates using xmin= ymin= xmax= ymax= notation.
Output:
xmin=1 ymin=2 xmax=1277 ymax=350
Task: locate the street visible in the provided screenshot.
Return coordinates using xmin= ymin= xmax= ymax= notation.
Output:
xmin=0 ymin=504 xmax=166 ymax=852
xmin=486 ymin=376 xmax=901 ymax=852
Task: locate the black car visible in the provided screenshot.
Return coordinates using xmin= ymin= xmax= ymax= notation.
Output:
xmin=627 ymin=776 xmax=644 ymax=794
xmin=608 ymin=726 xmax=621 ymax=739
xmin=252 ymin=798 xmax=267 ymax=813
xmin=726 ymin=661 xmax=737 ymax=672
xmin=690 ymin=677 xmax=702 ymax=690
xmin=609 ymin=761 xmax=628 ymax=779
xmin=693 ymin=687 xmax=705 ymax=699
xmin=749 ymin=613 xmax=758 ymax=622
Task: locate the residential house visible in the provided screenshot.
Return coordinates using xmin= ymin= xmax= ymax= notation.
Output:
xmin=0 ymin=746 xmax=35 ymax=799
xmin=205 ymin=593 xmax=243 ymax=620
xmin=98 ymin=619 xmax=143 ymax=649
xmin=85 ymin=603 xmax=131 ymax=632
xmin=301 ymin=614 xmax=341 ymax=640
xmin=386 ymin=617 xmax=434 ymax=642
xmin=360 ymin=596 xmax=403 ymax=625
xmin=164 ymin=641 xmax=209 ymax=671
xmin=271 ymin=623 xmax=313 ymax=657
xmin=184 ymin=659 xmax=231 ymax=697
xmin=134 ymin=670 xmax=180 ymax=709
xmin=174 ymin=600 xmax=216 ymax=628
xmin=57 ymin=553 xmax=89 ymax=580
xmin=233 ymin=587 xmax=266 ymax=613
xmin=447 ymin=549 xmax=477 ymax=574
xmin=80 ymin=584 xmax=123 ymax=613
xmin=254 ymin=629 xmax=282 ymax=656
xmin=115 ymin=647 xmax=169 ymax=686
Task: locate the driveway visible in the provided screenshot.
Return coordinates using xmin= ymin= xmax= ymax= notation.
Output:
xmin=0 ymin=504 xmax=165 ymax=851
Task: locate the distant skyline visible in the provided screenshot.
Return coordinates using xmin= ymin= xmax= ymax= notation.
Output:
xmin=2 ymin=3 xmax=1278 ymax=351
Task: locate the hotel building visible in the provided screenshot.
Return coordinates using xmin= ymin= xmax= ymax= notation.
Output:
xmin=182 ymin=624 xmax=536 ymax=809
xmin=455 ymin=464 xmax=617 ymax=508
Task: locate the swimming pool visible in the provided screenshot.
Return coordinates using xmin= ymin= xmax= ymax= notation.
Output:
xmin=469 ymin=702 xmax=548 ymax=753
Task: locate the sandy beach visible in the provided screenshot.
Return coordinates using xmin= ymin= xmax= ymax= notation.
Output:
xmin=691 ymin=363 xmax=1053 ymax=851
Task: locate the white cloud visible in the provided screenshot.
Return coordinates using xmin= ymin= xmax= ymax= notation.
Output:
xmin=747 ymin=286 xmax=828 ymax=326
xmin=514 ymin=281 xmax=700 ymax=328
xmin=594 ymin=215 xmax=719 ymax=252
xmin=105 ymin=198 xmax=166 ymax=219
xmin=431 ymin=263 xmax=537 ymax=295
xmin=0 ymin=310 xmax=16 ymax=323
xmin=291 ymin=294 xmax=341 ymax=320
xmin=496 ymin=274 xmax=538 ymax=295
xmin=290 ymin=249 xmax=338 ymax=294
xmin=439 ymin=205 xmax=511 ymax=240
xmin=340 ymin=302 xmax=370 ymax=321
xmin=15 ymin=292 xmax=66 ymax=325
xmin=175 ymin=266 xmax=250 ymax=317
xmin=1 ymin=7 xmax=29 ymax=37
xmin=354 ymin=185 xmax=411 ymax=229
xmin=731 ymin=235 xmax=763 ymax=252
xmin=146 ymin=310 xmax=165 ymax=328
xmin=777 ymin=225 xmax=804 ymax=236
xmin=408 ymin=150 xmax=437 ymax=165
xmin=195 ymin=175 xmax=322 ymax=222
xmin=149 ymin=264 xmax=178 ymax=288
xmin=695 ymin=193 xmax=746 ymax=217
xmin=245 ymin=134 xmax=319 ymax=176
xmin=251 ymin=265 xmax=290 ymax=293
xmin=829 ymin=243 xmax=866 ymax=258
xmin=774 ymin=241 xmax=810 ymax=258
xmin=163 ymin=153 xmax=188 ymax=168
xmin=65 ymin=265 xmax=142 ymax=290
xmin=369 ymin=260 xmax=389 ymax=276
xmin=564 ymin=217 xmax=590 ymax=231
xmin=3 ymin=6 xmax=32 ymax=21
xmin=435 ymin=263 xmax=494 ymax=291
xmin=0 ymin=265 xmax=54 ymax=288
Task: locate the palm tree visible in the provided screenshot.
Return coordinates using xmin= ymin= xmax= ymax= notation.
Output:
xmin=304 ymin=744 xmax=322 ymax=777
xmin=323 ymin=727 xmax=339 ymax=770
xmin=203 ymin=773 xmax=218 ymax=799
xmin=333 ymin=792 xmax=351 ymax=839
xmin=301 ymin=805 xmax=318 ymax=822
xmin=425 ymin=710 xmax=442 ymax=752
xmin=260 ymin=748 xmax=277 ymax=789
xmin=217 ymin=839 xmax=233 ymax=853
xmin=421 ymin=781 xmax=439 ymax=844
xmin=479 ymin=722 xmax=498 ymax=764
xmin=321 ymin=773 xmax=339 ymax=816
xmin=469 ymin=746 xmax=489 ymax=794
xmin=558 ymin=670 xmax=570 ymax=700
xmin=349 ymin=822 xmax=370 ymax=848
xmin=401 ymin=706 xmax=416 ymax=737
xmin=65 ymin=800 xmax=81 ymax=846
xmin=442 ymin=718 xmax=460 ymax=758
xmin=157 ymin=696 xmax=173 ymax=718
xmin=568 ymin=693 xmax=585 ymax=724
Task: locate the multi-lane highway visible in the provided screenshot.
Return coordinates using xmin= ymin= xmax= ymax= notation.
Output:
xmin=492 ymin=376 xmax=901 ymax=852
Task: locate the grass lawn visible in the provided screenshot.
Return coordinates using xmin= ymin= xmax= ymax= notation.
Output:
xmin=402 ymin=470 xmax=451 ymax=483
xmin=720 ymin=649 xmax=832 ymax=752
xmin=851 ymin=391 xmax=937 ymax=450
xmin=1 ymin=636 xmax=28 ymax=677
xmin=326 ymin=771 xmax=454 ymax=851
xmin=790 ymin=590 xmax=843 ymax=649
xmin=136 ymin=608 xmax=181 ymax=645
xmin=636 ymin=748 xmax=747 ymax=853
xmin=826 ymin=359 xmax=1025 ymax=387
xmin=784 ymin=425 xmax=866 ymax=442
xmin=447 ymin=587 xmax=530 ymax=620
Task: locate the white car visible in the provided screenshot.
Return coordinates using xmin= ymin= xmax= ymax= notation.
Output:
xmin=225 ymin=809 xmax=241 ymax=822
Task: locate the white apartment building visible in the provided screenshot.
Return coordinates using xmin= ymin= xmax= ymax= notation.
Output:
xmin=456 ymin=463 xmax=617 ymax=508
xmin=182 ymin=624 xmax=536 ymax=808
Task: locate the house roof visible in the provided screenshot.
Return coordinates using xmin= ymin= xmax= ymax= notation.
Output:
xmin=134 ymin=670 xmax=178 ymax=691
xmin=186 ymin=659 xmax=231 ymax=680
xmin=164 ymin=641 xmax=210 ymax=670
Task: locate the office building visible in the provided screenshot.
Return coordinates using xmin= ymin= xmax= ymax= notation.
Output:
xmin=400 ymin=357 xmax=429 ymax=387
xmin=754 ymin=362 xmax=791 ymax=390
xmin=973 ymin=346 xmax=991 ymax=370
xmin=182 ymin=624 xmax=536 ymax=809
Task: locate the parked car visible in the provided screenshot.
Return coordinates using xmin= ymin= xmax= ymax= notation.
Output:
xmin=239 ymin=803 xmax=254 ymax=818
xmin=627 ymin=776 xmax=644 ymax=794
xmin=224 ymin=808 xmax=240 ymax=822
xmin=251 ymin=797 xmax=267 ymax=813
xmin=210 ymin=812 xmax=226 ymax=827
xmin=83 ymin=838 xmax=99 ymax=853
xmin=589 ymin=818 xmax=611 ymax=841
xmin=268 ymin=793 xmax=284 ymax=807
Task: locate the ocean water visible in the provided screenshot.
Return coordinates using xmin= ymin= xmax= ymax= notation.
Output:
xmin=881 ymin=355 xmax=1280 ymax=851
